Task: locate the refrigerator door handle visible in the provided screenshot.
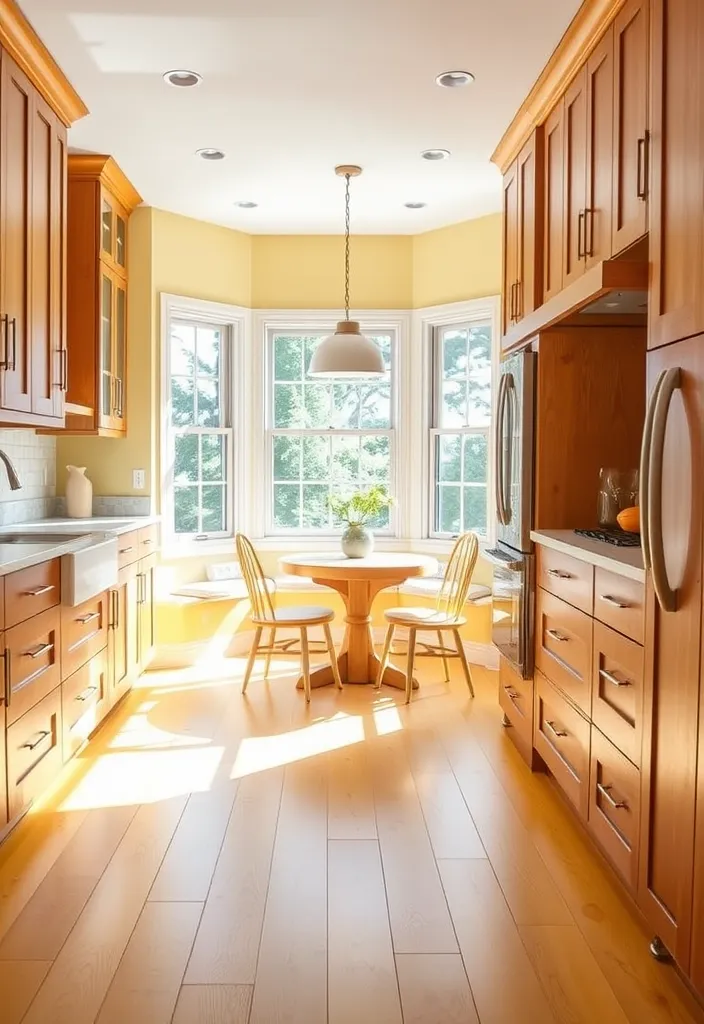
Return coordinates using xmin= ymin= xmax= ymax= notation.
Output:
xmin=495 ymin=375 xmax=509 ymax=525
xmin=502 ymin=375 xmax=516 ymax=525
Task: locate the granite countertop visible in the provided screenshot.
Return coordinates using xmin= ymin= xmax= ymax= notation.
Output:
xmin=0 ymin=515 xmax=160 ymax=577
xmin=530 ymin=529 xmax=645 ymax=583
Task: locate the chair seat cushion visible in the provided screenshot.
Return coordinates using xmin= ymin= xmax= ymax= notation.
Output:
xmin=384 ymin=606 xmax=466 ymax=627
xmin=254 ymin=605 xmax=335 ymax=625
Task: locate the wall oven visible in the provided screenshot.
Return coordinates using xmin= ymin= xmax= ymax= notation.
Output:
xmin=485 ymin=350 xmax=536 ymax=679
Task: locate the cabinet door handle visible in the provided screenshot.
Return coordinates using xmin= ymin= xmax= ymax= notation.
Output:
xmin=77 ymin=611 xmax=100 ymax=625
xmin=76 ymin=685 xmax=98 ymax=703
xmin=546 ymin=628 xmax=569 ymax=643
xmin=599 ymin=667 xmax=631 ymax=688
xmin=636 ymin=135 xmax=649 ymax=200
xmin=547 ymin=568 xmax=572 ymax=580
xmin=25 ymin=642 xmax=54 ymax=660
xmin=597 ymin=782 xmax=628 ymax=810
xmin=505 ymin=687 xmax=521 ymax=701
xmin=577 ymin=211 xmax=586 ymax=260
xmin=21 ymin=730 xmax=50 ymax=752
xmin=119 ymin=545 xmax=134 ymax=555
xmin=599 ymin=594 xmax=630 ymax=609
xmin=110 ymin=589 xmax=119 ymax=630
xmin=26 ymin=585 xmax=54 ymax=597
xmin=9 ymin=317 xmax=17 ymax=371
xmin=515 ymin=279 xmax=522 ymax=320
xmin=545 ymin=719 xmax=568 ymax=739
xmin=585 ymin=208 xmax=594 ymax=258
xmin=0 ymin=314 xmax=8 ymax=371
xmin=60 ymin=348 xmax=68 ymax=392
xmin=3 ymin=648 xmax=10 ymax=707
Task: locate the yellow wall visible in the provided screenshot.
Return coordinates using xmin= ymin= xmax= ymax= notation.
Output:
xmin=412 ymin=213 xmax=502 ymax=308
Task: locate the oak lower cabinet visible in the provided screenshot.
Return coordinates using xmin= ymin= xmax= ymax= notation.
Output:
xmin=62 ymin=650 xmax=109 ymax=761
xmin=6 ymin=686 xmax=62 ymax=821
xmin=107 ymin=541 xmax=157 ymax=707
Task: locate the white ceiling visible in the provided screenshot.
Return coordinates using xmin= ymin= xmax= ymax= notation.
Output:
xmin=20 ymin=0 xmax=580 ymax=234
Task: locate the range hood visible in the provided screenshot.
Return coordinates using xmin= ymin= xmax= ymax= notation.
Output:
xmin=503 ymin=257 xmax=648 ymax=350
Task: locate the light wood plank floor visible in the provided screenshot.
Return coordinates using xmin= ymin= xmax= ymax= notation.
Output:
xmin=1 ymin=652 xmax=703 ymax=1024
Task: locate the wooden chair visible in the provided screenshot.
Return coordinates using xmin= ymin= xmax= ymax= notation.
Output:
xmin=236 ymin=534 xmax=342 ymax=702
xmin=375 ymin=532 xmax=479 ymax=703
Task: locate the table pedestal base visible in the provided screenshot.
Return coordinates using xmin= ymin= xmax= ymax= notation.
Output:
xmin=295 ymin=650 xmax=418 ymax=690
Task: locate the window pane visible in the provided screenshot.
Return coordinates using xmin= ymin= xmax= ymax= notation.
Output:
xmin=201 ymin=485 xmax=226 ymax=532
xmin=331 ymin=384 xmax=361 ymax=429
xmin=174 ymin=486 xmax=198 ymax=534
xmin=274 ymin=383 xmax=304 ymax=428
xmin=171 ymin=377 xmax=195 ymax=426
xmin=196 ymin=327 xmax=220 ymax=376
xmin=302 ymin=436 xmax=329 ymax=480
xmin=464 ymin=485 xmax=487 ymax=534
xmin=201 ymin=435 xmax=226 ymax=482
xmin=372 ymin=334 xmax=392 ymax=372
xmin=303 ymin=336 xmax=322 ymax=377
xmin=441 ymin=381 xmax=467 ymax=428
xmin=331 ymin=436 xmax=359 ymax=483
xmin=463 ymin=435 xmax=488 ymax=482
xmin=174 ymin=434 xmax=198 ymax=483
xmin=367 ymin=503 xmax=390 ymax=531
xmin=437 ymin=485 xmax=461 ymax=535
xmin=359 ymin=383 xmax=391 ymax=428
xmin=196 ymin=379 xmax=220 ymax=426
xmin=302 ymin=484 xmax=329 ymax=528
xmin=467 ymin=326 xmax=492 ymax=427
xmin=442 ymin=330 xmax=467 ymax=380
xmin=275 ymin=335 xmax=303 ymax=381
xmin=303 ymin=383 xmax=330 ymax=428
xmin=274 ymin=484 xmax=301 ymax=529
xmin=273 ymin=436 xmax=301 ymax=480
xmin=171 ymin=323 xmax=195 ymax=375
xmin=360 ymin=435 xmax=390 ymax=482
xmin=437 ymin=434 xmax=461 ymax=482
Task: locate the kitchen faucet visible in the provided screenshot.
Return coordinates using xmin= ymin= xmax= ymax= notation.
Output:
xmin=0 ymin=450 xmax=21 ymax=490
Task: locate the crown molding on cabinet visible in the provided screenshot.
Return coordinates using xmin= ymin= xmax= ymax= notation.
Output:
xmin=492 ymin=0 xmax=627 ymax=173
xmin=67 ymin=154 xmax=143 ymax=213
xmin=0 ymin=0 xmax=88 ymax=126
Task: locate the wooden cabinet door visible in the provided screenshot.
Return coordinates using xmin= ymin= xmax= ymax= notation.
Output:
xmin=109 ymin=562 xmax=139 ymax=707
xmin=585 ymin=28 xmax=614 ymax=269
xmin=612 ymin=0 xmax=649 ymax=255
xmin=516 ymin=132 xmax=542 ymax=322
xmin=639 ymin=335 xmax=704 ymax=967
xmin=0 ymin=697 xmax=6 ymax=828
xmin=30 ymin=96 xmax=64 ymax=420
xmin=138 ymin=554 xmax=156 ymax=670
xmin=543 ymin=100 xmax=564 ymax=302
xmin=649 ymin=0 xmax=704 ymax=349
xmin=98 ymin=265 xmax=116 ymax=430
xmin=113 ymin=278 xmax=126 ymax=428
xmin=562 ymin=69 xmax=588 ymax=288
xmin=502 ymin=159 xmax=519 ymax=336
xmin=0 ymin=52 xmax=32 ymax=414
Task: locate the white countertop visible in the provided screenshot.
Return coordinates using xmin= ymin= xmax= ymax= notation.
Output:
xmin=531 ymin=529 xmax=645 ymax=583
xmin=0 ymin=515 xmax=159 ymax=577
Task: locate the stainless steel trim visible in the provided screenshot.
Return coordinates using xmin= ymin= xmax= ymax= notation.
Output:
xmin=599 ymin=667 xmax=631 ymax=688
xmin=503 ymin=374 xmax=516 ymax=525
xmin=26 ymin=585 xmax=54 ymax=598
xmin=640 ymin=369 xmax=668 ymax=573
xmin=649 ymin=367 xmax=682 ymax=612
xmin=577 ymin=210 xmax=586 ymax=260
xmin=77 ymin=611 xmax=100 ymax=625
xmin=483 ymin=546 xmax=524 ymax=571
xmin=597 ymin=782 xmax=628 ymax=810
xmin=495 ymin=375 xmax=508 ymax=525
xmin=546 ymin=628 xmax=569 ymax=643
xmin=599 ymin=594 xmax=629 ymax=609
xmin=545 ymin=719 xmax=568 ymax=739
xmin=26 ymin=643 xmax=54 ymax=660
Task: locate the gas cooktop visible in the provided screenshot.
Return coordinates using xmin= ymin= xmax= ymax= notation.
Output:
xmin=574 ymin=528 xmax=641 ymax=548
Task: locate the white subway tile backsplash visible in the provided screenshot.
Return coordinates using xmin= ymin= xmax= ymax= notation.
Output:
xmin=0 ymin=430 xmax=55 ymax=503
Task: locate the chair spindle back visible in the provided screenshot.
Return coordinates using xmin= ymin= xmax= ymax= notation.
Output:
xmin=236 ymin=533 xmax=275 ymax=622
xmin=437 ymin=532 xmax=479 ymax=621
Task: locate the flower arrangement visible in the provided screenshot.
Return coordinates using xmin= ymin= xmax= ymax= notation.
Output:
xmin=329 ymin=484 xmax=394 ymax=527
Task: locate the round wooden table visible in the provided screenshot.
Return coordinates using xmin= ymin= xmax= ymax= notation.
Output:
xmin=279 ymin=552 xmax=437 ymax=689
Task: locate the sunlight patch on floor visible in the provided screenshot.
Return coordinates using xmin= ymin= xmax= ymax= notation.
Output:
xmin=231 ymin=711 xmax=365 ymax=778
xmin=107 ymin=709 xmax=213 ymax=751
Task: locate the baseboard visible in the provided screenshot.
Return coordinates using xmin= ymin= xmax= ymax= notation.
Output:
xmin=152 ymin=628 xmax=499 ymax=672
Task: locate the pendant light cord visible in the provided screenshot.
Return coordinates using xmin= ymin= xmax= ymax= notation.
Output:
xmin=344 ymin=173 xmax=351 ymax=321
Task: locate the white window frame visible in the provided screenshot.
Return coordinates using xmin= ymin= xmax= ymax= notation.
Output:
xmin=160 ymin=294 xmax=250 ymax=552
xmin=262 ymin=320 xmax=401 ymax=538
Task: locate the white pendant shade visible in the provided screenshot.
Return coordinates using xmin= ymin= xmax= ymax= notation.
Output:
xmin=308 ymin=320 xmax=385 ymax=377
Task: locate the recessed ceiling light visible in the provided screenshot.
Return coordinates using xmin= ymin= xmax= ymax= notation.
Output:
xmin=435 ymin=70 xmax=475 ymax=88
xmin=421 ymin=148 xmax=451 ymax=161
xmin=163 ymin=70 xmax=202 ymax=88
xmin=234 ymin=201 xmax=258 ymax=208
xmin=196 ymin=148 xmax=225 ymax=161
xmin=404 ymin=202 xmax=427 ymax=209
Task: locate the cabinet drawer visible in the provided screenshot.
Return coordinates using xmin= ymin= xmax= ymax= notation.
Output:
xmin=62 ymin=650 xmax=109 ymax=761
xmin=6 ymin=606 xmax=61 ymax=726
xmin=5 ymin=558 xmax=60 ymax=628
xmin=61 ymin=591 xmax=108 ymax=678
xmin=593 ymin=568 xmax=645 ymax=643
xmin=117 ymin=530 xmax=140 ymax=569
xmin=138 ymin=524 xmax=158 ymax=558
xmin=498 ymin=655 xmax=534 ymax=763
xmin=591 ymin=621 xmax=643 ymax=766
xmin=537 ymin=546 xmax=594 ymax=613
xmin=534 ymin=671 xmax=591 ymax=819
xmin=7 ymin=686 xmax=62 ymax=820
xmin=589 ymin=726 xmax=640 ymax=890
xmin=535 ymin=588 xmax=593 ymax=714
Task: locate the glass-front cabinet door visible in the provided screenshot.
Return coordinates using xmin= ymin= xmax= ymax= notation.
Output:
xmin=115 ymin=213 xmax=126 ymax=270
xmin=100 ymin=269 xmax=113 ymax=427
xmin=101 ymin=197 xmax=113 ymax=261
xmin=114 ymin=281 xmax=126 ymax=425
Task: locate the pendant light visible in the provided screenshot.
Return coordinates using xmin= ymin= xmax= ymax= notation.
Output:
xmin=308 ymin=165 xmax=385 ymax=377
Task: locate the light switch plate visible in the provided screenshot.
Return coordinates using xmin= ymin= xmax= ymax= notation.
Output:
xmin=133 ymin=469 xmax=146 ymax=490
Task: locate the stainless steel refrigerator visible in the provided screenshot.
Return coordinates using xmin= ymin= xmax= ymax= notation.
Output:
xmin=484 ymin=350 xmax=536 ymax=679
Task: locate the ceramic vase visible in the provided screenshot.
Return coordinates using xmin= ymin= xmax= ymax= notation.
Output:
xmin=65 ymin=465 xmax=93 ymax=519
xmin=341 ymin=524 xmax=373 ymax=558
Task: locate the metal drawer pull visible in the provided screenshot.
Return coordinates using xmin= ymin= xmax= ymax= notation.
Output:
xmin=21 ymin=730 xmax=50 ymax=752
xmin=77 ymin=611 xmax=100 ymax=625
xmin=76 ymin=686 xmax=98 ymax=702
xmin=25 ymin=585 xmax=54 ymax=597
xmin=545 ymin=719 xmax=568 ymax=739
xmin=600 ymin=594 xmax=630 ymax=609
xmin=547 ymin=569 xmax=573 ymax=580
xmin=597 ymin=782 xmax=628 ymax=810
xmin=546 ymin=628 xmax=569 ymax=643
xmin=142 ymin=538 xmax=153 ymax=546
xmin=599 ymin=667 xmax=631 ymax=688
xmin=505 ymin=687 xmax=521 ymax=700
xmin=26 ymin=642 xmax=54 ymax=660
xmin=119 ymin=545 xmax=134 ymax=554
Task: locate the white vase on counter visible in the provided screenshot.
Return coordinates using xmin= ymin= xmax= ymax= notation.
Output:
xmin=65 ymin=466 xmax=93 ymax=519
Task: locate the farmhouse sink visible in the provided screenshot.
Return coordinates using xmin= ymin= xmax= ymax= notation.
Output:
xmin=0 ymin=533 xmax=84 ymax=545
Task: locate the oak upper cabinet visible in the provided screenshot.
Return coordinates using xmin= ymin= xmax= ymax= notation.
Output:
xmin=543 ymin=100 xmax=565 ymax=302
xmin=502 ymin=132 xmax=543 ymax=341
xmin=63 ymin=155 xmax=140 ymax=436
xmin=649 ymin=0 xmax=704 ymax=350
xmin=562 ymin=69 xmax=588 ymax=288
xmin=639 ymin=335 xmax=704 ymax=967
xmin=584 ymin=28 xmax=614 ymax=269
xmin=612 ymin=0 xmax=650 ymax=255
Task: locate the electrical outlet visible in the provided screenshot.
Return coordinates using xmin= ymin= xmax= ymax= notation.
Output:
xmin=133 ymin=469 xmax=146 ymax=490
